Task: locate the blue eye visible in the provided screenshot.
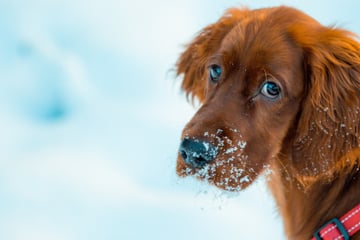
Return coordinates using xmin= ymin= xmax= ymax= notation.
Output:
xmin=209 ymin=65 xmax=222 ymax=83
xmin=261 ymin=81 xmax=281 ymax=99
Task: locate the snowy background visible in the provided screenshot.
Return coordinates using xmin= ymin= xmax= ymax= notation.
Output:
xmin=1 ymin=0 xmax=360 ymax=239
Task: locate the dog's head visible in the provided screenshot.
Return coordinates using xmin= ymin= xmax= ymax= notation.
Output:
xmin=176 ymin=6 xmax=360 ymax=191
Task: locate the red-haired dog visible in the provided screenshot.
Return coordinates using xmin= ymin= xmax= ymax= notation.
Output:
xmin=176 ymin=6 xmax=360 ymax=240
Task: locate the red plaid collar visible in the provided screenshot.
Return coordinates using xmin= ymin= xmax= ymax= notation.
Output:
xmin=311 ymin=203 xmax=360 ymax=240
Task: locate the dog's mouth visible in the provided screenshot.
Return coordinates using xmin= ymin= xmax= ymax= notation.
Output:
xmin=176 ymin=158 xmax=254 ymax=191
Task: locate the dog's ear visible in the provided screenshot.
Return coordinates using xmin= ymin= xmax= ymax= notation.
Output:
xmin=176 ymin=8 xmax=247 ymax=102
xmin=292 ymin=26 xmax=360 ymax=180
xmin=305 ymin=29 xmax=360 ymax=122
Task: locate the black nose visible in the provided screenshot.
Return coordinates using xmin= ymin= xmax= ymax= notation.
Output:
xmin=179 ymin=138 xmax=218 ymax=168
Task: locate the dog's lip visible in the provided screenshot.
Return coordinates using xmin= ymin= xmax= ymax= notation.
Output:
xmin=176 ymin=155 xmax=252 ymax=192
xmin=176 ymin=154 xmax=215 ymax=178
xmin=176 ymin=154 xmax=195 ymax=176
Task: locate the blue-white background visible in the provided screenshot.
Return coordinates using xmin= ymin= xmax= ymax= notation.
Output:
xmin=0 ymin=0 xmax=359 ymax=239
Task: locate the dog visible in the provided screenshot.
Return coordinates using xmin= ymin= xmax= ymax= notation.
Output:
xmin=175 ymin=6 xmax=360 ymax=240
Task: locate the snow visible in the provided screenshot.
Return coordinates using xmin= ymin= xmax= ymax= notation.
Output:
xmin=238 ymin=140 xmax=247 ymax=149
xmin=202 ymin=141 xmax=210 ymax=151
xmin=1 ymin=0 xmax=360 ymax=240
xmin=225 ymin=147 xmax=238 ymax=154
xmin=240 ymin=176 xmax=250 ymax=184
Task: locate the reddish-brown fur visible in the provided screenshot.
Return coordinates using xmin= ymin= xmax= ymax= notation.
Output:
xmin=175 ymin=6 xmax=360 ymax=239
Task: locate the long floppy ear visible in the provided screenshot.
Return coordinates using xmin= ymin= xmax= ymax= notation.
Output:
xmin=176 ymin=8 xmax=248 ymax=102
xmin=291 ymin=26 xmax=360 ymax=181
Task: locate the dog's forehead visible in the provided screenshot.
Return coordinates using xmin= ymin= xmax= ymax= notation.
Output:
xmin=220 ymin=20 xmax=296 ymax=67
xmin=216 ymin=6 xmax=318 ymax=64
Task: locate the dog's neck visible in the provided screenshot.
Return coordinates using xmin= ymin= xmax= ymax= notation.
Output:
xmin=268 ymin=159 xmax=360 ymax=240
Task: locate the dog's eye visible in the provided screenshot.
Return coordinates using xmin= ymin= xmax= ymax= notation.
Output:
xmin=261 ymin=81 xmax=281 ymax=99
xmin=209 ymin=65 xmax=222 ymax=83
